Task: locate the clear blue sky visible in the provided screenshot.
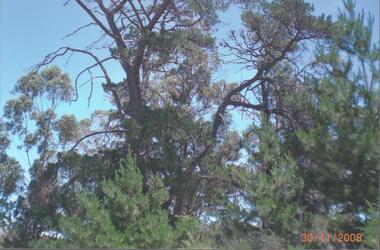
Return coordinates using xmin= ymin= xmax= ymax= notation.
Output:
xmin=0 ymin=0 xmax=379 ymax=173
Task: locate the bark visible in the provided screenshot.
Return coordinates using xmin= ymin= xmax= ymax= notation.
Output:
xmin=126 ymin=67 xmax=144 ymax=122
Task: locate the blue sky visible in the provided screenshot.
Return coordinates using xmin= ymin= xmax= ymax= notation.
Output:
xmin=0 ymin=0 xmax=379 ymax=172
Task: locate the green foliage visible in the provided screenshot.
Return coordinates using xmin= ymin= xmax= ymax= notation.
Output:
xmin=55 ymin=115 xmax=79 ymax=145
xmin=232 ymin=0 xmax=332 ymax=70
xmin=2 ymin=1 xmax=379 ymax=249
xmin=299 ymin=0 xmax=379 ymax=225
xmin=0 ymin=120 xmax=23 ymax=229
xmin=3 ymin=66 xmax=74 ymax=155
xmin=243 ymin=120 xmax=306 ymax=241
xmin=359 ymin=201 xmax=379 ymax=249
xmin=33 ymin=153 xmax=200 ymax=248
xmin=283 ymin=1 xmax=379 ymax=247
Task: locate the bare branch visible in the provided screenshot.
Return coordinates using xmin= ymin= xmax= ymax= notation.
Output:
xmin=86 ymin=33 xmax=108 ymax=50
xmin=75 ymin=0 xmax=115 ymax=38
xmin=136 ymin=0 xmax=151 ymax=22
xmin=110 ymin=0 xmax=128 ymax=14
xmin=72 ymin=56 xmax=115 ymax=101
xmin=87 ymin=69 xmax=94 ymax=108
xmin=228 ymin=100 xmax=264 ymax=111
xmin=35 ymin=47 xmax=125 ymax=115
xmin=212 ymin=73 xmax=263 ymax=138
xmin=70 ymin=129 xmax=128 ymax=151
xmin=61 ymin=22 xmax=96 ymax=39
xmin=146 ymin=0 xmax=171 ymax=31
xmin=36 ymin=47 xmax=113 ymax=86
xmin=128 ymin=0 xmax=144 ymax=27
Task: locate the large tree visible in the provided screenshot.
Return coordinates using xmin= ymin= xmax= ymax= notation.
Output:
xmin=1 ymin=0 xmax=378 ymax=248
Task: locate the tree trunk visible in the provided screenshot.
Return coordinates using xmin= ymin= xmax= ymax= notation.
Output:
xmin=126 ymin=66 xmax=143 ymax=123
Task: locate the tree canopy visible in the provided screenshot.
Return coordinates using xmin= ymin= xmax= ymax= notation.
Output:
xmin=0 ymin=0 xmax=378 ymax=249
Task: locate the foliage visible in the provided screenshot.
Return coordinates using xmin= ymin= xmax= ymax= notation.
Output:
xmin=31 ymin=153 xmax=201 ymax=248
xmin=359 ymin=201 xmax=379 ymax=249
xmin=226 ymin=119 xmax=307 ymax=248
xmin=0 ymin=120 xmax=23 ymax=229
xmin=298 ymin=0 xmax=379 ymax=231
xmin=1 ymin=0 xmax=378 ymax=249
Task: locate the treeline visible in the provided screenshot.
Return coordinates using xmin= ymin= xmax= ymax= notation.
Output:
xmin=0 ymin=0 xmax=379 ymax=248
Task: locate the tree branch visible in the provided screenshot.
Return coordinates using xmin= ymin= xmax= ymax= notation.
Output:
xmin=72 ymin=56 xmax=115 ymax=101
xmin=35 ymin=47 xmax=125 ymax=114
xmin=75 ymin=0 xmax=115 ymax=38
xmin=110 ymin=0 xmax=128 ymax=15
xmin=69 ymin=129 xmax=128 ymax=151
xmin=36 ymin=47 xmax=112 ymax=86
xmin=61 ymin=22 xmax=96 ymax=39
xmin=212 ymin=73 xmax=263 ymax=138
xmin=146 ymin=0 xmax=171 ymax=31
xmin=228 ymin=100 xmax=264 ymax=111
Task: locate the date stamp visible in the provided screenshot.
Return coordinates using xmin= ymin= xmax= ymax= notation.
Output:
xmin=300 ymin=232 xmax=363 ymax=243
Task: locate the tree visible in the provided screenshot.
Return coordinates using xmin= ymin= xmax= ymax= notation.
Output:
xmin=31 ymin=153 xmax=202 ymax=248
xmin=2 ymin=0 xmax=378 ymax=248
xmin=0 ymin=120 xmax=23 ymax=230
xmin=1 ymin=66 xmax=120 ymax=246
xmin=212 ymin=0 xmax=332 ymax=137
xmin=212 ymin=118 xmax=307 ymax=249
xmin=297 ymin=0 xmax=379 ymax=229
xmin=279 ymin=0 xmax=379 ymax=247
xmin=210 ymin=1 xmax=379 ymax=248
xmin=29 ymin=0 xmax=235 ymax=222
xmin=0 ymin=120 xmax=23 ymax=247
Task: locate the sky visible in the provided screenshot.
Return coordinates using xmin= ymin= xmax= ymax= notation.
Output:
xmin=0 ymin=0 xmax=379 ymax=174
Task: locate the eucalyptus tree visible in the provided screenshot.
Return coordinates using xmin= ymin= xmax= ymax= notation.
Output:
xmin=0 ymin=120 xmax=23 ymax=235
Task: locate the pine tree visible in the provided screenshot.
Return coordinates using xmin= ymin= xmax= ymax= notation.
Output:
xmin=32 ymin=152 xmax=201 ymax=248
xmin=285 ymin=1 xmax=379 ymax=247
xmin=235 ymin=118 xmax=306 ymax=248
